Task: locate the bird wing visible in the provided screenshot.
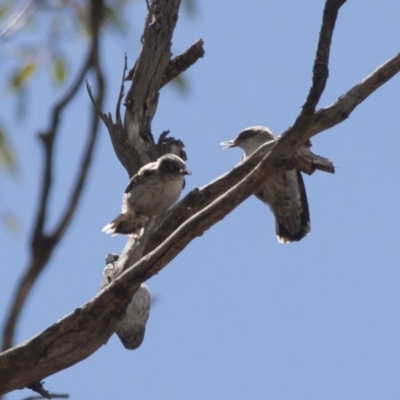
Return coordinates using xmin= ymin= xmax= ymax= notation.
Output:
xmin=255 ymin=170 xmax=310 ymax=243
xmin=124 ymin=165 xmax=156 ymax=194
xmin=274 ymin=171 xmax=310 ymax=243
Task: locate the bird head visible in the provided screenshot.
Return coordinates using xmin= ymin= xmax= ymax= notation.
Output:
xmin=221 ymin=126 xmax=276 ymax=156
xmin=158 ymin=154 xmax=191 ymax=176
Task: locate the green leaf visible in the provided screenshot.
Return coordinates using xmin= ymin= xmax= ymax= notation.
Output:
xmin=101 ymin=4 xmax=127 ymax=33
xmin=182 ymin=0 xmax=197 ymax=18
xmin=0 ymin=1 xmax=13 ymax=22
xmin=0 ymin=127 xmax=15 ymax=172
xmin=53 ymin=58 xmax=66 ymax=83
xmin=171 ymin=75 xmax=189 ymax=94
xmin=1 ymin=212 xmax=20 ymax=234
xmin=10 ymin=61 xmax=37 ymax=90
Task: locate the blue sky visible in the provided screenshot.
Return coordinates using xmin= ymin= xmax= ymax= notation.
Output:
xmin=1 ymin=1 xmax=400 ymax=399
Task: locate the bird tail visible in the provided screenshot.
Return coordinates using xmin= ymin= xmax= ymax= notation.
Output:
xmin=276 ymin=218 xmax=310 ymax=244
xmin=275 ymin=171 xmax=311 ymax=244
xmin=102 ymin=214 xmax=146 ymax=236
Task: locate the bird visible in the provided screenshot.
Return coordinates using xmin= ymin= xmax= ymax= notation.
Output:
xmin=221 ymin=126 xmax=310 ymax=243
xmin=101 ymin=254 xmax=152 ymax=350
xmin=102 ymin=153 xmax=191 ymax=236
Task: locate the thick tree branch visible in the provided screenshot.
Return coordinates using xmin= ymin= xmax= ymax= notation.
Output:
xmin=99 ymin=1 xmax=205 ymax=177
xmin=0 ymin=139 xmax=310 ymax=394
xmin=108 ymin=50 xmax=400 ymax=284
xmin=111 ymin=143 xmax=332 ymax=272
xmin=122 ymin=0 xmax=182 ymax=171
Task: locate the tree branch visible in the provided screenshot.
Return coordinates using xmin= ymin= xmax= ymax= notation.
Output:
xmin=291 ymin=0 xmax=346 ymax=135
xmin=94 ymin=18 xmax=204 ymax=178
xmin=52 ymin=64 xmax=105 ymax=240
xmin=121 ymin=0 xmax=182 ymax=172
xmin=0 ymin=139 xmax=314 ymax=394
xmin=1 ymin=0 xmax=106 ymax=354
xmin=280 ymin=51 xmax=400 ymax=150
xmin=100 ymin=1 xmax=203 ymax=178
xmin=161 ymin=39 xmax=205 ymax=87
xmin=125 ymin=38 xmax=205 ymax=87
xmin=26 ymin=382 xmax=51 ymax=399
xmin=303 ymin=0 xmax=346 ymax=112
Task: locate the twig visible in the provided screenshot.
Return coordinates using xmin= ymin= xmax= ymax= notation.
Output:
xmin=23 ymin=395 xmax=69 ymax=400
xmin=289 ymin=0 xmax=346 ymax=138
xmin=116 ymin=54 xmax=128 ymax=122
xmin=52 ymin=69 xmax=105 ymax=240
xmin=303 ymin=0 xmax=346 ymax=113
xmin=26 ymin=382 xmax=51 ymax=399
xmin=86 ymin=82 xmax=110 ymax=128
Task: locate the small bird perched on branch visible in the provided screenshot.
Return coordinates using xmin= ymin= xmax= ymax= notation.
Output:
xmin=102 ymin=254 xmax=151 ymax=350
xmin=221 ymin=126 xmax=310 ymax=243
xmin=102 ymin=154 xmax=191 ymax=236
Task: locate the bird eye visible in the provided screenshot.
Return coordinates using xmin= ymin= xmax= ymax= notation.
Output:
xmin=168 ymin=164 xmax=176 ymax=171
xmin=239 ymin=130 xmax=255 ymax=140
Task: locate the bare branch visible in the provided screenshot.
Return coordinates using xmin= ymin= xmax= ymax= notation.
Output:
xmin=98 ymin=0 xmax=197 ymax=179
xmin=52 ymin=69 xmax=105 ymax=240
xmin=0 ymin=125 xmax=333 ymax=395
xmin=309 ymin=52 xmax=400 ymax=136
xmin=97 ymin=3 xmax=204 ymax=177
xmin=0 ymin=140 xmax=293 ymax=395
xmin=161 ymin=39 xmax=205 ymax=87
xmin=117 ymin=142 xmax=333 ymax=271
xmin=125 ymin=39 xmax=205 ymax=86
xmin=114 ymin=51 xmax=400 ymax=278
xmin=123 ymin=0 xmax=182 ymax=174
xmin=156 ymin=131 xmax=187 ymax=160
xmin=1 ymin=0 xmax=106 ymax=352
xmin=26 ymin=382 xmax=51 ymax=399
xmin=303 ymin=0 xmax=346 ymax=113
xmin=23 ymin=395 xmax=69 ymax=400
xmin=86 ymin=82 xmax=111 ymax=127
xmin=33 ymin=48 xmax=94 ymax=241
xmin=291 ymin=0 xmax=346 ymax=135
xmin=116 ymin=54 xmax=128 ymax=123
xmin=281 ymin=51 xmax=400 ymax=149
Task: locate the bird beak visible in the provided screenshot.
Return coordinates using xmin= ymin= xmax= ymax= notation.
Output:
xmin=220 ymin=139 xmax=237 ymax=149
xmin=180 ymin=169 xmax=192 ymax=176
